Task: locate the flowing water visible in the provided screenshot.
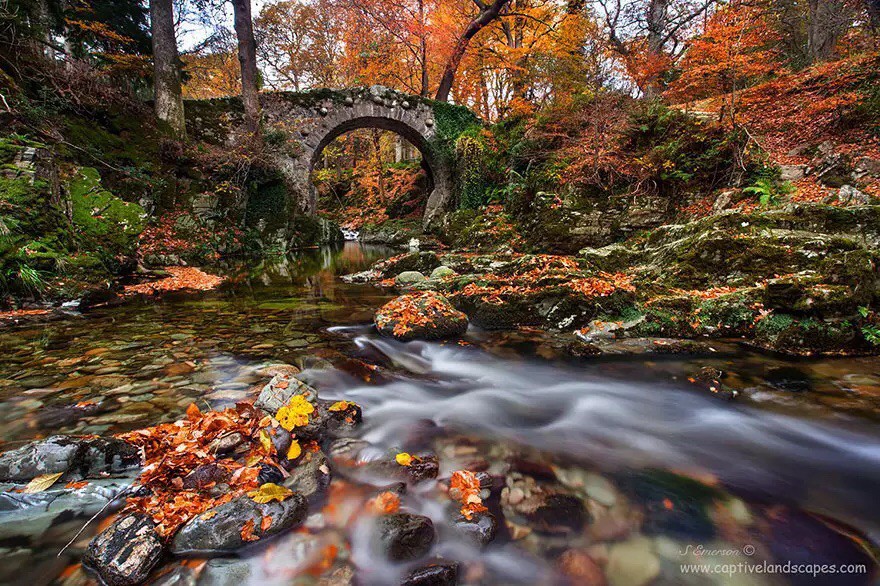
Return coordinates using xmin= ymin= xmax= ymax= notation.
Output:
xmin=1 ymin=243 xmax=880 ymax=585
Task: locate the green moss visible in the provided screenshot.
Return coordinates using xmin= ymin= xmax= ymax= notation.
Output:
xmin=698 ymin=292 xmax=760 ymax=335
xmin=69 ymin=167 xmax=146 ymax=254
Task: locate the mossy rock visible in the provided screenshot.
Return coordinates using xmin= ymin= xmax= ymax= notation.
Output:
xmin=375 ymin=292 xmax=468 ymax=341
xmin=754 ymin=314 xmax=859 ymax=355
xmin=377 ymin=251 xmax=440 ymax=277
xmin=69 ymin=167 xmax=146 ymax=254
xmin=696 ymin=290 xmax=762 ymax=336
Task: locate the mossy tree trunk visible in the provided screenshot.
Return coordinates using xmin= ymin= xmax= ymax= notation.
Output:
xmin=232 ymin=0 xmax=261 ymax=134
xmin=150 ymin=0 xmax=186 ymax=139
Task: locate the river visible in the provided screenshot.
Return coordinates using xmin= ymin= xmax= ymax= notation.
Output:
xmin=1 ymin=242 xmax=878 ymax=585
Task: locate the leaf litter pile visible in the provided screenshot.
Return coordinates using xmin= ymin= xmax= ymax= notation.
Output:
xmin=117 ymin=402 xmax=278 ymax=538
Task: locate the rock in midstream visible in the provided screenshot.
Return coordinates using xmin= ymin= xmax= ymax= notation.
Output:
xmin=83 ymin=514 xmax=164 ymax=586
xmin=373 ymin=512 xmax=436 ymax=561
xmin=283 ymin=449 xmax=332 ymax=506
xmin=401 ymin=561 xmax=460 ymax=586
xmin=253 ymin=375 xmax=332 ymax=441
xmin=171 ymin=492 xmax=308 ymax=555
xmin=451 ymin=511 xmax=498 ymax=547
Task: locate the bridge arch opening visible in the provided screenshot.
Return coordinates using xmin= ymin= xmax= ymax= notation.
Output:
xmin=269 ymin=89 xmax=453 ymax=228
xmin=311 ymin=127 xmax=433 ymax=229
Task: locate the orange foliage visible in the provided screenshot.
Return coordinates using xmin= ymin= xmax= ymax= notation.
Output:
xmin=448 ymin=470 xmax=487 ymax=520
xmin=666 ymin=2 xmax=781 ymax=104
xmin=123 ymin=267 xmax=224 ymax=297
xmin=375 ymin=292 xmax=466 ymax=337
xmin=117 ymin=402 xmax=276 ymax=538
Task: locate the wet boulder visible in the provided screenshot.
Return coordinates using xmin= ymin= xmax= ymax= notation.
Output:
xmin=687 ymin=366 xmax=738 ymax=400
xmin=375 ymin=293 xmax=468 ymax=341
xmin=254 ymin=376 xmax=331 ymax=442
xmin=374 ymin=512 xmax=435 ymax=561
xmin=171 ymin=492 xmax=308 ymax=555
xmin=0 ymin=436 xmax=80 ymax=482
xmin=283 ymin=450 xmax=332 ymax=506
xmin=254 ymin=374 xmax=319 ymax=414
xmin=0 ymin=435 xmax=140 ymax=482
xmin=318 ymin=398 xmax=363 ymax=437
xmin=451 ymin=511 xmax=497 ymax=547
xmin=502 ymin=472 xmax=588 ymax=535
xmin=377 ymin=251 xmax=440 ymax=277
xmin=402 ymin=561 xmax=460 ymax=586
xmin=83 ymin=514 xmax=164 ymax=586
xmin=356 ymin=453 xmax=440 ymax=486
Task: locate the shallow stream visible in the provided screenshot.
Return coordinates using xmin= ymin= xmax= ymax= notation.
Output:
xmin=1 ymin=243 xmax=879 ymax=585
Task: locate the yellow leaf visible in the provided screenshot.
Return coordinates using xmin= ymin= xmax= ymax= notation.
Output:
xmin=275 ymin=395 xmax=315 ymax=431
xmin=395 ymin=452 xmax=413 ymax=467
xmin=259 ymin=429 xmax=273 ymax=453
xmin=248 ymin=482 xmax=294 ymax=504
xmin=287 ymin=439 xmax=302 ymax=460
xmin=328 ymin=401 xmax=353 ymax=412
xmin=23 ymin=472 xmax=64 ymax=493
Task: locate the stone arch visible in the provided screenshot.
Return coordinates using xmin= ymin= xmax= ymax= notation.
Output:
xmin=262 ymin=87 xmax=454 ymax=227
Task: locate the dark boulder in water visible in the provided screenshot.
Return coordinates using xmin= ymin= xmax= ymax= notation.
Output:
xmin=171 ymin=492 xmax=308 ymax=555
xmin=401 ymin=561 xmax=460 ymax=586
xmin=374 ymin=512 xmax=435 ymax=561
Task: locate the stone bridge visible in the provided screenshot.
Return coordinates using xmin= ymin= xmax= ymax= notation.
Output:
xmin=186 ymin=86 xmax=456 ymax=227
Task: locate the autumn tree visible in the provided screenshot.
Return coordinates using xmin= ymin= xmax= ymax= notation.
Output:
xmin=182 ymin=27 xmax=241 ymax=99
xmin=151 ymin=0 xmax=187 ymax=138
xmin=435 ymin=0 xmax=512 ymax=102
xmin=256 ymin=0 xmax=345 ymax=90
xmin=588 ymin=0 xmax=717 ymax=96
xmin=338 ymin=0 xmax=436 ymax=96
xmin=665 ymin=1 xmax=780 ymax=123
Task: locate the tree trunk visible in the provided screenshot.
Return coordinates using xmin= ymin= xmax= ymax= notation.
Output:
xmin=643 ymin=0 xmax=669 ymax=98
xmin=418 ymin=0 xmax=430 ymax=97
xmin=232 ymin=0 xmax=261 ymax=133
xmin=807 ymin=0 xmax=851 ymax=62
xmin=372 ymin=130 xmax=385 ymax=203
xmin=150 ymin=0 xmax=186 ymax=139
xmin=435 ymin=0 xmax=511 ymax=103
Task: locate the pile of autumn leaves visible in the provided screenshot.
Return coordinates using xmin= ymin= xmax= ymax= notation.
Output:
xmin=114 ymin=384 xmax=486 ymax=547
xmin=118 ymin=394 xmax=349 ymax=539
xmin=374 ymin=291 xmax=465 ymax=338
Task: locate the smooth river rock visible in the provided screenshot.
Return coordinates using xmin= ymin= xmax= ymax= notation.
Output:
xmin=374 ymin=512 xmax=435 ymax=561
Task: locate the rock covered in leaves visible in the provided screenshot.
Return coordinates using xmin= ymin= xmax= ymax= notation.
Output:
xmin=373 ymin=512 xmax=436 ymax=561
xmin=0 ymin=435 xmax=140 ymax=482
xmin=374 ymin=292 xmax=468 ymax=341
xmin=170 ymin=490 xmax=308 ymax=555
xmin=83 ymin=514 xmax=164 ymax=586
